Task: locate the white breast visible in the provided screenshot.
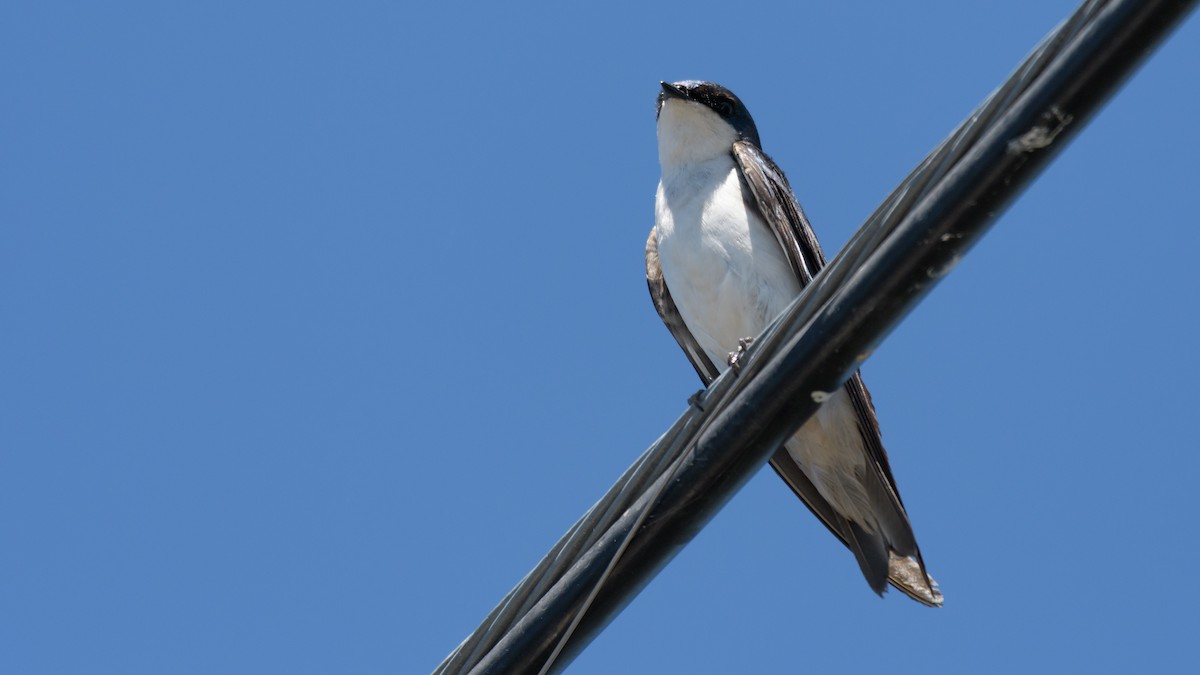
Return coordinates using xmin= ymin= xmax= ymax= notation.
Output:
xmin=654 ymin=155 xmax=876 ymax=528
xmin=654 ymin=156 xmax=802 ymax=369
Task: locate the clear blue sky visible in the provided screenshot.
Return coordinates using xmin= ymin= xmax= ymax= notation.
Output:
xmin=4 ymin=2 xmax=1199 ymax=673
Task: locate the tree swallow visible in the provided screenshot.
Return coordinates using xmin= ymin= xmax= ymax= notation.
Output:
xmin=645 ymin=80 xmax=941 ymax=606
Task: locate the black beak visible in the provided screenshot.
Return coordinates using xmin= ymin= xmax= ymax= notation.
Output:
xmin=660 ymin=81 xmax=687 ymax=100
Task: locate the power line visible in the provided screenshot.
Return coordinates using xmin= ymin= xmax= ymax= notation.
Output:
xmin=435 ymin=1 xmax=1197 ymax=672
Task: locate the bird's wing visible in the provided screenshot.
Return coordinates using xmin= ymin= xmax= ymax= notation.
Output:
xmin=731 ymin=140 xmax=941 ymax=606
xmin=646 ymin=227 xmax=721 ymax=384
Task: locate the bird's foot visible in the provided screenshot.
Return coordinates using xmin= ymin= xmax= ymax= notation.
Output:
xmin=726 ymin=336 xmax=756 ymax=373
xmin=687 ymin=389 xmax=706 ymax=411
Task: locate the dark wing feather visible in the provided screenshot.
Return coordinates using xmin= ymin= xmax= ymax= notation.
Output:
xmin=646 ymin=228 xmax=720 ymax=384
xmin=730 ymin=142 xmax=827 ymax=285
xmin=730 ymin=140 xmax=941 ymax=606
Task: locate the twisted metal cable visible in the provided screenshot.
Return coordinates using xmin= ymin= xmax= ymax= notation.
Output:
xmin=435 ymin=1 xmax=1196 ymax=672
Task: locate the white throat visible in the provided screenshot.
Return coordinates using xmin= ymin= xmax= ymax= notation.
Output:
xmin=656 ymin=99 xmax=740 ymax=174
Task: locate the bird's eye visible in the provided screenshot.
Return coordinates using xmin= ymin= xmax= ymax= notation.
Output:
xmin=716 ymin=101 xmax=735 ymax=117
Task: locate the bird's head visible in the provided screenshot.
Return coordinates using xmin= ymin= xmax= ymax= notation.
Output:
xmin=656 ymin=80 xmax=761 ymax=170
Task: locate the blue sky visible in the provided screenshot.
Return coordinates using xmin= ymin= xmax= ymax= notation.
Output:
xmin=3 ymin=2 xmax=1199 ymax=673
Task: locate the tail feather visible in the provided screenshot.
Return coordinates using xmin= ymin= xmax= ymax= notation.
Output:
xmin=888 ymin=552 xmax=943 ymax=607
xmin=845 ymin=522 xmax=943 ymax=606
xmin=862 ymin=462 xmax=918 ymax=560
xmin=845 ymin=521 xmax=889 ymax=596
xmin=769 ymin=450 xmax=942 ymax=606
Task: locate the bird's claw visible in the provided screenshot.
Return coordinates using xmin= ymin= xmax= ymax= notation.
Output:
xmin=726 ymin=336 xmax=756 ymax=373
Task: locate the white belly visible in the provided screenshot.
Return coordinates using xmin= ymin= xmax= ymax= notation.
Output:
xmin=654 ymin=159 xmax=878 ymax=529
xmin=654 ymin=159 xmax=801 ymax=365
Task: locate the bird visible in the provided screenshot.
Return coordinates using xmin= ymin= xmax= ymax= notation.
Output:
xmin=645 ymin=80 xmax=941 ymax=606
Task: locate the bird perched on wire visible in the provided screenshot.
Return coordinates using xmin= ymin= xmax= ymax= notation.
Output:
xmin=645 ymin=80 xmax=941 ymax=606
